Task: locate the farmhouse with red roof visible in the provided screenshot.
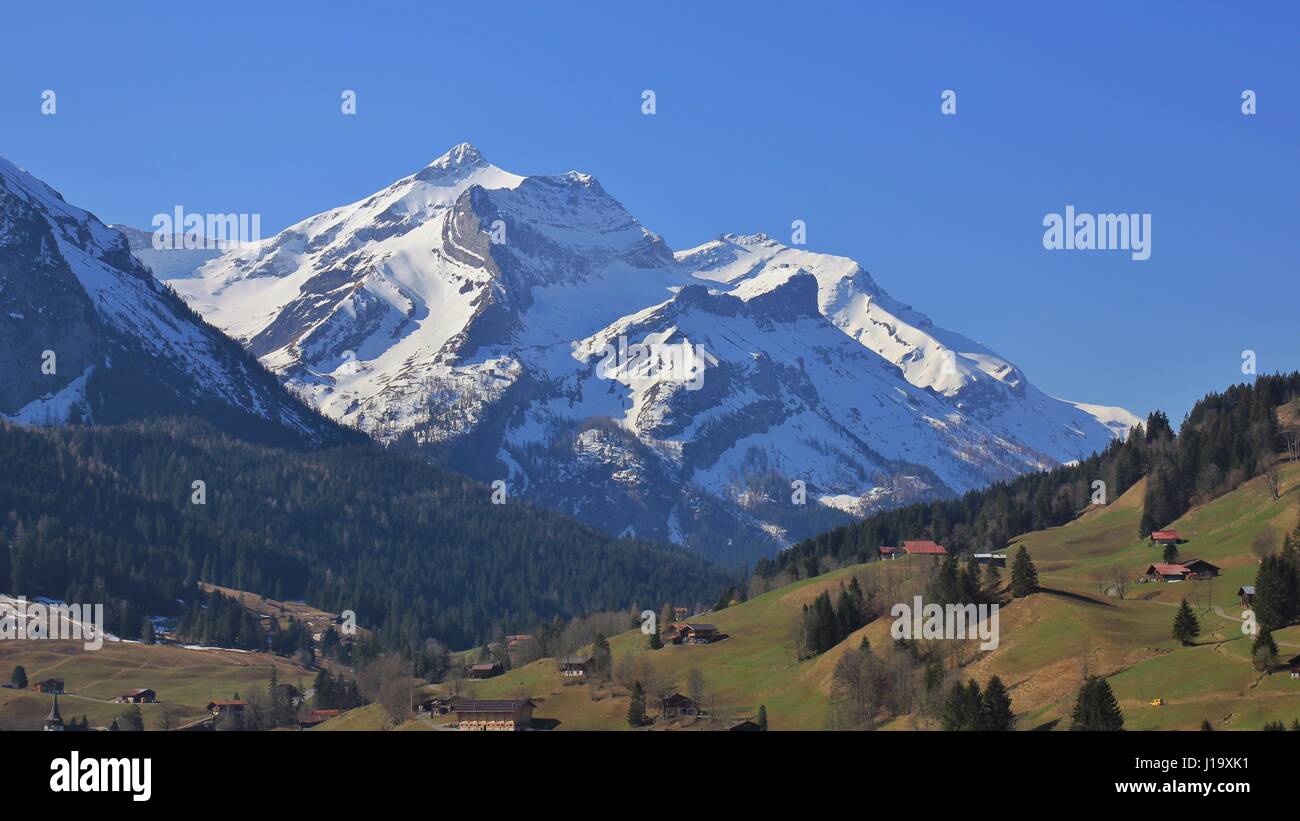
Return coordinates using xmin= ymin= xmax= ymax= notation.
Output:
xmin=1145 ymin=563 xmax=1190 ymax=582
xmin=903 ymin=540 xmax=947 ymax=556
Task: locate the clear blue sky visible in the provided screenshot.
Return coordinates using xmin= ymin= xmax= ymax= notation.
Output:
xmin=2 ymin=1 xmax=1296 ymax=425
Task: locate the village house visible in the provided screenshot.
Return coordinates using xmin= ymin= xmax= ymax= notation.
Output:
xmin=727 ymin=719 xmax=762 ymax=731
xmin=416 ymin=696 xmax=454 ymax=715
xmin=1145 ymin=563 xmax=1190 ymax=583
xmin=207 ymin=699 xmax=247 ymax=715
xmin=296 ymin=708 xmax=340 ymax=728
xmin=973 ymin=553 xmax=1008 ymax=567
xmin=119 ymin=688 xmax=156 ymax=704
xmin=468 ymin=662 xmax=503 ymax=680
xmin=33 ymin=678 xmax=64 ymax=694
xmin=1239 ymin=586 xmax=1256 ymax=606
xmin=1150 ymin=530 xmax=1184 ymax=546
xmin=505 ymin=634 xmax=533 ymax=648
xmin=659 ymin=693 xmax=699 ymax=718
xmin=673 ymin=623 xmax=720 ymax=644
xmin=452 ymin=698 xmax=536 ymax=731
xmin=903 ymin=540 xmax=948 ymax=557
xmin=559 ymin=656 xmax=593 ymax=678
xmin=1179 ymin=558 xmax=1221 ymax=579
xmin=877 ymin=546 xmax=900 ymax=560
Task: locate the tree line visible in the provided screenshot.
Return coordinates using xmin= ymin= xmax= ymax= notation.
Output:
xmin=0 ymin=418 xmax=727 ymax=652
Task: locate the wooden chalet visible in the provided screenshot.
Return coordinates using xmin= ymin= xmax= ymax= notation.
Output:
xmin=973 ymin=553 xmax=1007 ymax=567
xmin=559 ymin=656 xmax=592 ymax=678
xmin=452 ymin=698 xmax=536 ymax=731
xmin=675 ymin=623 xmax=719 ymax=644
xmin=903 ymin=540 xmax=947 ymax=556
xmin=1150 ymin=530 xmax=1184 ymax=546
xmin=1145 ymin=563 xmax=1190 ymax=583
xmin=726 ymin=719 xmax=762 ymax=731
xmin=1239 ymin=585 xmax=1256 ymax=606
xmin=207 ymin=699 xmax=247 ymax=715
xmin=119 ymin=688 xmax=156 ymax=704
xmin=296 ymin=708 xmax=341 ymax=728
xmin=877 ymin=546 xmax=900 ymax=560
xmin=468 ymin=662 xmax=503 ymax=680
xmin=1179 ymin=558 xmax=1220 ymax=579
xmin=659 ymin=693 xmax=698 ymax=718
xmin=33 ymin=678 xmax=64 ymax=694
xmin=416 ymin=697 xmax=454 ymax=715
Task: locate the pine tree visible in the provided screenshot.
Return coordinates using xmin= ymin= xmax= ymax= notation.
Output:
xmin=979 ymin=675 xmax=1015 ymax=730
xmin=941 ymin=681 xmax=968 ymax=731
xmin=1172 ymin=598 xmax=1200 ymax=646
xmin=647 ymin=631 xmax=663 ymax=651
xmin=626 ymin=681 xmax=645 ymax=727
xmin=1162 ymin=543 xmax=1181 ymax=565
xmin=1070 ymin=676 xmax=1124 ymax=731
xmin=10 ymin=665 xmax=26 ymax=689
xmin=941 ymin=679 xmax=983 ymax=730
xmin=1010 ymin=546 xmax=1039 ymax=598
xmin=757 ymin=704 xmax=768 ymax=731
xmin=984 ymin=561 xmax=1001 ymax=591
xmin=591 ymin=633 xmax=612 ymax=679
xmin=1252 ymin=629 xmax=1279 ymax=671
xmin=1254 ymin=554 xmax=1299 ymax=633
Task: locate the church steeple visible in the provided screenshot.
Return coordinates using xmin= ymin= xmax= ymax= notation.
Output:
xmin=44 ymin=693 xmax=64 ymax=731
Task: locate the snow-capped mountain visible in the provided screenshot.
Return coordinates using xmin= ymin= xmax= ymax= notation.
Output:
xmin=162 ymin=143 xmax=1137 ymax=563
xmin=0 ymin=156 xmax=350 ymax=446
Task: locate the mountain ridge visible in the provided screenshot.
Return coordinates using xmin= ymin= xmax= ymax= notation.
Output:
xmin=133 ymin=143 xmax=1138 ymax=561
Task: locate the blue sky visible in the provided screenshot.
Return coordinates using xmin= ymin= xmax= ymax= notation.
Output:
xmin=2 ymin=1 xmax=1296 ymax=425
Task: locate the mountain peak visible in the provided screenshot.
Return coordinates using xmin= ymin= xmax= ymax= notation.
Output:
xmin=427 ymin=142 xmax=486 ymax=171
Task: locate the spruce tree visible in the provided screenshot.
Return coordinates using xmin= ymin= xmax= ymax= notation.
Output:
xmin=1070 ymin=676 xmax=1124 ymax=731
xmin=979 ymin=675 xmax=1015 ymax=730
xmin=984 ymin=561 xmax=1001 ymax=592
xmin=626 ymin=681 xmax=645 ymax=727
xmin=10 ymin=665 xmax=26 ymax=689
xmin=591 ymin=633 xmax=612 ymax=679
xmin=1172 ymin=598 xmax=1200 ymax=646
xmin=1010 ymin=546 xmax=1039 ymax=598
xmin=1252 ymin=629 xmax=1279 ymax=671
xmin=757 ymin=704 xmax=768 ymax=731
xmin=941 ymin=681 xmax=968 ymax=730
xmin=1254 ymin=554 xmax=1299 ymax=633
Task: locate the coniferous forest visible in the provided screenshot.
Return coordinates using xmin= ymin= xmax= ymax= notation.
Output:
xmin=761 ymin=373 xmax=1300 ymax=577
xmin=0 ymin=418 xmax=727 ymax=650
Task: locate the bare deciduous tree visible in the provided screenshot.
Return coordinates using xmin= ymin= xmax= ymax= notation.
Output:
xmin=1263 ymin=463 xmax=1282 ymax=501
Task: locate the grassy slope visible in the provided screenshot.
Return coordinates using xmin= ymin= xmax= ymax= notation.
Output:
xmin=971 ymin=461 xmax=1300 ymax=730
xmin=448 ymin=461 xmax=1300 ymax=730
xmin=0 ymin=640 xmax=313 ymax=730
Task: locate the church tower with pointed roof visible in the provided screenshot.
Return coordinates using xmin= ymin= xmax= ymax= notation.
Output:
xmin=43 ymin=693 xmax=64 ymax=731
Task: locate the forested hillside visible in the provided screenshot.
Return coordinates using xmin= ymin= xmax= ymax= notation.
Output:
xmin=0 ymin=419 xmax=727 ymax=650
xmin=763 ymin=373 xmax=1300 ymax=579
